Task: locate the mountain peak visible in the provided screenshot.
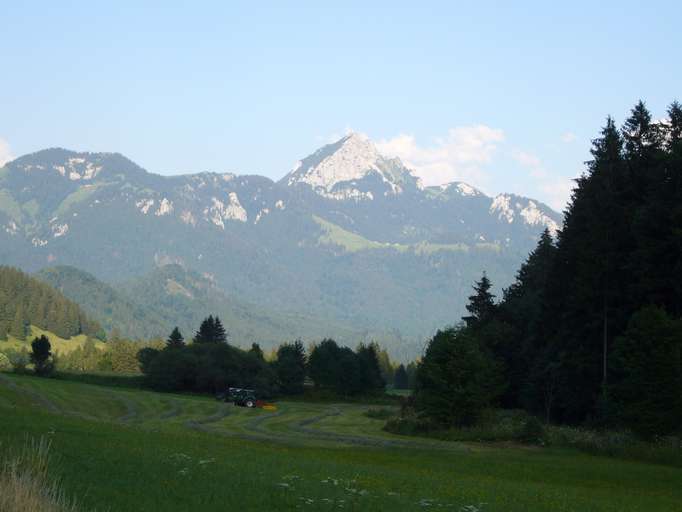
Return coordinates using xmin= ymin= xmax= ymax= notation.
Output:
xmin=283 ymin=133 xmax=418 ymax=200
xmin=6 ymin=149 xmax=147 ymax=182
xmin=489 ymin=193 xmax=561 ymax=235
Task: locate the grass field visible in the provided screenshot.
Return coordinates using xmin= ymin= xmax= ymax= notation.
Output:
xmin=1 ymin=372 xmax=681 ymax=511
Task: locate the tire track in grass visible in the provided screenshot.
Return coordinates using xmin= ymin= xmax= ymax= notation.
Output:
xmin=0 ymin=373 xmax=61 ymax=414
xmin=244 ymin=408 xmax=285 ymax=435
xmin=184 ymin=404 xmax=298 ymax=443
xmin=115 ymin=392 xmax=139 ymax=423
xmin=240 ymin=407 xmax=316 ymax=443
xmin=185 ymin=403 xmax=232 ymax=432
xmin=159 ymin=398 xmax=183 ymax=420
xmin=289 ymin=405 xmax=466 ymax=450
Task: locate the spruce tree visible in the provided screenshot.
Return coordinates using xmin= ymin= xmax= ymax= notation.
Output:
xmin=275 ymin=340 xmax=307 ymax=394
xmin=307 ymin=339 xmax=342 ymax=388
xmin=193 ymin=316 xmax=216 ymax=344
xmin=416 ymin=328 xmax=504 ymax=426
xmin=497 ymin=229 xmax=557 ymax=409
xmin=249 ymin=342 xmax=264 ymax=361
xmin=462 ymin=273 xmax=495 ymax=329
xmin=393 ymin=364 xmax=409 ymax=390
xmin=213 ymin=316 xmax=227 ymax=344
xmin=166 ymin=327 xmax=185 ymax=349
xmin=357 ymin=343 xmax=385 ymax=391
xmin=622 ymin=100 xmax=662 ymax=161
xmin=540 ymin=116 xmax=629 ymax=422
xmin=668 ymin=101 xmax=682 ymax=316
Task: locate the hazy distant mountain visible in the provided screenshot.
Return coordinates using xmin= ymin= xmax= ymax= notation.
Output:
xmin=37 ymin=264 xmax=370 ymax=349
xmin=0 ymin=134 xmax=561 ymax=358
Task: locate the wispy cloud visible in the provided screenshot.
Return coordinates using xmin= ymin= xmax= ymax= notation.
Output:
xmin=561 ymin=132 xmax=577 ymax=143
xmin=512 ymin=147 xmax=575 ymax=210
xmin=376 ymin=125 xmax=505 ymax=187
xmin=511 ymin=149 xmax=546 ymax=178
xmin=0 ymin=138 xmax=13 ymax=166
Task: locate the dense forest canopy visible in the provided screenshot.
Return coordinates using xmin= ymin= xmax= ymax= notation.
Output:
xmin=0 ymin=266 xmax=102 ymax=340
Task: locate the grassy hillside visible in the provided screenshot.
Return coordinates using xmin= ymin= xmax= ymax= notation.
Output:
xmin=313 ymin=214 xmax=490 ymax=255
xmin=0 ymin=373 xmax=680 ymax=511
xmin=0 ymin=326 xmax=105 ymax=355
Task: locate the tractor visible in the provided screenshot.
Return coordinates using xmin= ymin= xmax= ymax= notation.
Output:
xmin=217 ymin=387 xmax=257 ymax=408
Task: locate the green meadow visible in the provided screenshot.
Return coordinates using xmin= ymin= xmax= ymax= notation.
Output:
xmin=1 ymin=372 xmax=680 ymax=512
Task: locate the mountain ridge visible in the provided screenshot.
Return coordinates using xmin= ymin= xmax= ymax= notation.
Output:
xmin=0 ymin=135 xmax=563 ymax=357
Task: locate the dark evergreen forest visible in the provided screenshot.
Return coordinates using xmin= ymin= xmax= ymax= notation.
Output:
xmin=415 ymin=101 xmax=682 ymax=437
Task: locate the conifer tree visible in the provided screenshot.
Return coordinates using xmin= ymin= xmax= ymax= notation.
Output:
xmin=275 ymin=340 xmax=307 ymax=394
xmin=193 ymin=316 xmax=216 ymax=344
xmin=307 ymin=339 xmax=342 ymax=388
xmin=394 ymin=364 xmax=409 ymax=390
xmin=249 ymin=342 xmax=264 ymax=361
xmin=166 ymin=327 xmax=185 ymax=349
xmin=462 ymin=273 xmax=496 ymax=329
xmin=356 ymin=343 xmax=385 ymax=391
xmin=416 ymin=328 xmax=504 ymax=426
xmin=497 ymin=229 xmax=557 ymax=409
xmin=213 ymin=316 xmax=227 ymax=344
xmin=622 ymin=100 xmax=662 ymax=161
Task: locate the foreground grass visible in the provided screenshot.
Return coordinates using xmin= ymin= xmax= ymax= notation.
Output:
xmin=1 ymin=373 xmax=681 ymax=511
xmin=0 ymin=437 xmax=78 ymax=512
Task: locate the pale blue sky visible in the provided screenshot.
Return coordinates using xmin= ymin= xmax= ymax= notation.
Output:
xmin=1 ymin=1 xmax=680 ymax=209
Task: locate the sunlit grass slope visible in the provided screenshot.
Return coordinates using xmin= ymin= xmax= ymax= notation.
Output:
xmin=0 ymin=326 xmax=105 ymax=355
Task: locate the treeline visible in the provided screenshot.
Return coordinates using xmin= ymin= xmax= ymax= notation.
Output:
xmin=138 ymin=316 xmax=393 ymax=397
xmin=0 ymin=266 xmax=103 ymax=340
xmin=415 ymin=101 xmax=682 ymax=438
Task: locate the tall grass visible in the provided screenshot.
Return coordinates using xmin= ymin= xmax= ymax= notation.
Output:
xmin=385 ymin=408 xmax=682 ymax=467
xmin=0 ymin=437 xmax=79 ymax=512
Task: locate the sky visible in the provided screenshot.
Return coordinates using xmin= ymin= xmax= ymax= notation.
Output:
xmin=1 ymin=1 xmax=680 ymax=211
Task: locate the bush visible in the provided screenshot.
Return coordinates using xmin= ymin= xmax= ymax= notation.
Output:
xmin=5 ymin=349 xmax=30 ymax=373
xmin=544 ymin=426 xmax=682 ymax=467
xmin=0 ymin=352 xmax=11 ymax=371
xmin=136 ymin=347 xmax=160 ymax=375
xmin=520 ymin=416 xmax=545 ymax=444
